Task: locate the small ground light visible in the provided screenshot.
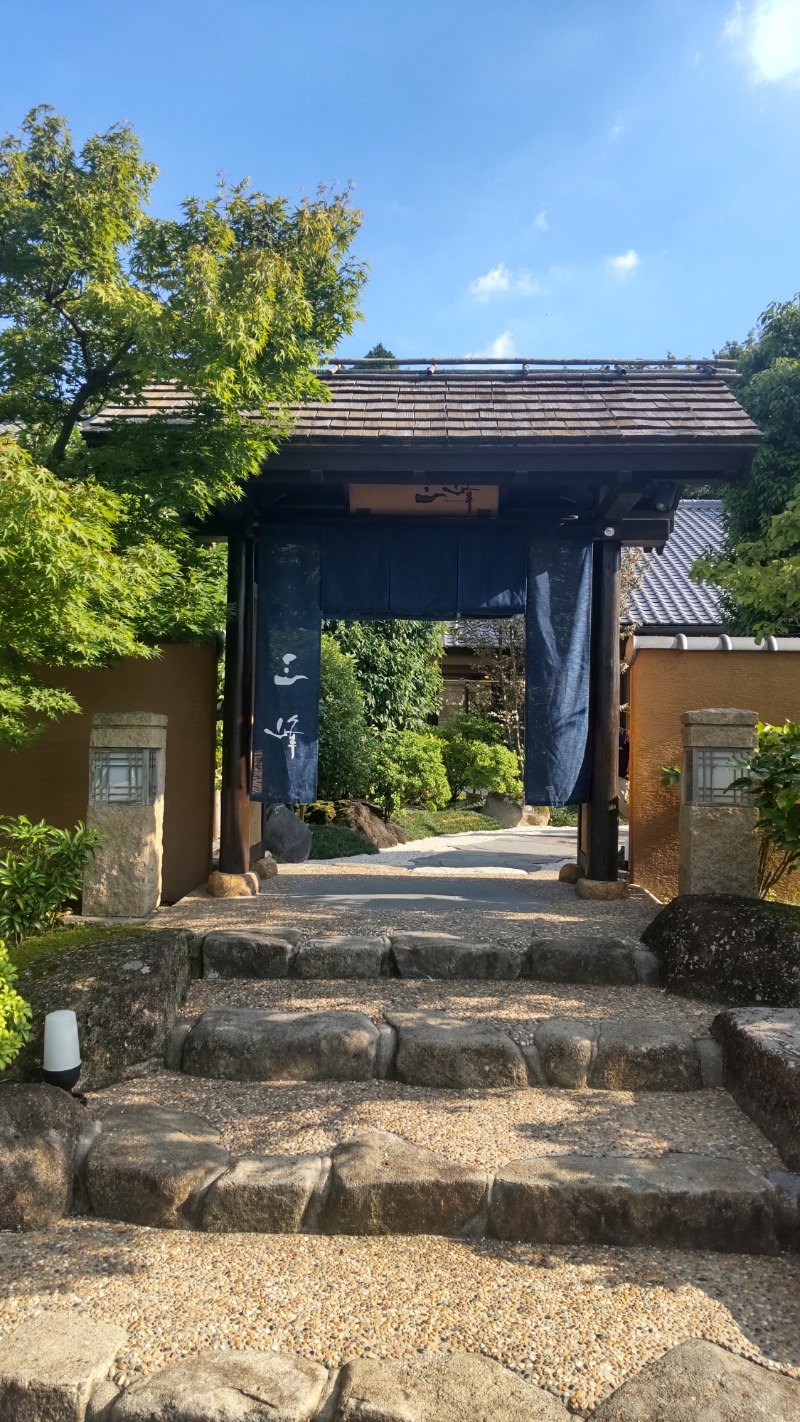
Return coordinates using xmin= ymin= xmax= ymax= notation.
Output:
xmin=43 ymin=1010 xmax=81 ymax=1092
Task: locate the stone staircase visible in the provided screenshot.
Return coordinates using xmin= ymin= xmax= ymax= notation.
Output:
xmin=78 ymin=926 xmax=800 ymax=1260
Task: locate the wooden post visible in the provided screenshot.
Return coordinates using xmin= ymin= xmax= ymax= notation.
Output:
xmin=587 ymin=537 xmax=621 ymax=880
xmin=219 ymin=535 xmax=255 ymax=874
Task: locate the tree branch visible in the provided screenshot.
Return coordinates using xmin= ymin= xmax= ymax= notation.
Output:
xmin=45 ymin=334 xmax=135 ymax=471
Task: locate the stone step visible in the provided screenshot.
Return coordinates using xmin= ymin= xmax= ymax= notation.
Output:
xmin=76 ymin=1107 xmax=800 ymax=1253
xmin=199 ymin=929 xmax=660 ymax=985
xmin=12 ymin=1312 xmax=799 ymax=1422
xmin=174 ymin=1006 xmax=722 ymax=1091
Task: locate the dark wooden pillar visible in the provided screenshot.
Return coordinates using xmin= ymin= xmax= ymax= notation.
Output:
xmin=219 ymin=535 xmax=255 ymax=874
xmin=587 ymin=537 xmax=621 ymax=880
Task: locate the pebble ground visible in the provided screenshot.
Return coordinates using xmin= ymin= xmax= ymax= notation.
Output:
xmin=1 ymin=1223 xmax=798 ymax=1415
xmin=186 ymin=975 xmax=716 ymax=1037
xmin=88 ymin=1076 xmax=782 ymax=1173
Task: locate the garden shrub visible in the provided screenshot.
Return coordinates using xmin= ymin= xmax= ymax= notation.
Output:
xmin=317 ymin=635 xmax=373 ymax=800
xmin=734 ymin=721 xmax=800 ymax=898
xmin=0 ymin=816 xmax=101 ymax=945
xmin=439 ymin=736 xmax=522 ymax=800
xmin=369 ymin=732 xmax=451 ymax=818
xmin=437 ymin=712 xmax=504 ymax=745
xmin=0 ymin=938 xmax=31 ymax=1069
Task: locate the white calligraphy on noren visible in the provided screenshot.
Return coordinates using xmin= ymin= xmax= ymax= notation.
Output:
xmin=264 ymin=715 xmax=302 ymax=759
xmin=274 ymin=653 xmax=308 ymax=687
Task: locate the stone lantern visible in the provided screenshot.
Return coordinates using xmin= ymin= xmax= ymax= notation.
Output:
xmin=82 ymin=712 xmax=167 ymax=917
xmin=678 ymin=708 xmax=758 ymax=898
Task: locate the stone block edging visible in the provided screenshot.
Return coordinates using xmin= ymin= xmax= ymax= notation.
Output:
xmin=2 ymin=1314 xmax=799 ymax=1422
xmin=197 ymin=930 xmax=661 ymax=986
xmin=173 ymin=1004 xmax=720 ymax=1093
xmin=69 ymin=1113 xmax=800 ymax=1254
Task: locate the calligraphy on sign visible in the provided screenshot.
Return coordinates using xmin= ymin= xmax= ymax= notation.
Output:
xmin=347 ymin=483 xmax=499 ymax=517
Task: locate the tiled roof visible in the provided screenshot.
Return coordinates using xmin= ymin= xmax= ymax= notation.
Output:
xmin=629 ymin=500 xmax=724 ymax=630
xmin=84 ymin=370 xmax=759 ymax=445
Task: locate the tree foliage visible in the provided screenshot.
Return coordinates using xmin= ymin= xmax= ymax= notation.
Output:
xmin=0 ymin=438 xmax=163 ymax=745
xmin=693 ymin=298 xmax=800 ymax=634
xmin=0 ymin=105 xmax=367 ymax=731
xmin=317 ymin=634 xmax=373 ymax=800
xmin=329 ymin=621 xmax=444 ymax=733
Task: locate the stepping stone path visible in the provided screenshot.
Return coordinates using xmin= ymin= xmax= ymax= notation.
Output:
xmin=4 ymin=923 xmax=800 ymax=1420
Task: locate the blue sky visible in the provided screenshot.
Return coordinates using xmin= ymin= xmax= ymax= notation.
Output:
xmin=2 ymin=0 xmax=800 ymax=360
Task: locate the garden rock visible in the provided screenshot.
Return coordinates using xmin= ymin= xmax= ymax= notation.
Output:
xmin=4 ymin=929 xmax=197 ymax=1090
xmin=557 ymin=862 xmax=585 ymax=883
xmin=83 ymin=1104 xmax=229 ymax=1228
xmin=391 ymin=932 xmax=525 ymax=980
xmin=323 ymin=1130 xmax=488 ymax=1235
xmin=711 ymin=1007 xmax=800 ymax=1170
xmin=535 ymin=1020 xmax=597 ymax=1089
xmin=480 ymin=795 xmax=550 ymax=829
xmin=592 ymin=1339 xmax=800 ymax=1421
xmin=251 ymin=853 xmax=278 ymax=879
xmin=111 ymin=1349 xmax=329 ymax=1422
xmin=489 ymin=1153 xmax=778 ymax=1251
xmin=641 ymin=894 xmax=800 ymax=1006
xmin=201 ymin=1153 xmax=329 ymax=1232
xmin=202 ymin=931 xmax=297 ymax=979
xmin=262 ymin=805 xmax=312 ymax=863
xmin=335 ymin=1352 xmax=569 ymax=1421
xmin=0 ymin=1311 xmax=125 ymax=1422
xmin=0 ymin=1084 xmax=86 ymax=1229
xmin=295 ymin=936 xmax=389 ymax=979
xmin=181 ymin=1008 xmax=381 ymax=1081
xmin=343 ymin=800 xmax=407 ymax=848
xmin=528 ymin=938 xmax=638 ymax=985
xmin=389 ymin=1012 xmax=529 ymax=1089
xmin=591 ymin=1019 xmax=702 ymax=1091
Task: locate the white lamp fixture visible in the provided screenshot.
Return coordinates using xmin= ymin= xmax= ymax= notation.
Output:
xmin=43 ymin=1010 xmax=81 ymax=1092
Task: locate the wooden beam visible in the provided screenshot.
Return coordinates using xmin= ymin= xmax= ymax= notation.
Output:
xmin=587 ymin=538 xmax=621 ymax=881
xmin=218 ymin=536 xmax=255 ymax=875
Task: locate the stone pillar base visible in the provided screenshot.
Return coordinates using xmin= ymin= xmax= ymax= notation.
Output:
xmin=575 ymin=877 xmax=630 ymax=901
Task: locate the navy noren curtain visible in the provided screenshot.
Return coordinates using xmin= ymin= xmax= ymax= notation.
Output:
xmin=251 ymin=533 xmax=322 ymax=803
xmin=253 ymin=524 xmax=592 ymax=806
xmin=524 ymin=536 xmax=592 ymax=805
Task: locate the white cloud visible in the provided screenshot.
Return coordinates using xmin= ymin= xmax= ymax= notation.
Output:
xmin=609 ymin=248 xmax=640 ymax=276
xmin=724 ymin=0 xmax=800 ymax=82
xmin=534 ymin=209 xmax=548 ymax=231
xmin=466 ymin=331 xmax=517 ymax=359
xmin=468 ymin=263 xmax=544 ymax=302
xmin=609 ymin=121 xmax=624 ymax=140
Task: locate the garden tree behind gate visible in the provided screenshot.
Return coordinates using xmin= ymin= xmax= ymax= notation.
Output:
xmin=0 ymin=105 xmax=367 ymax=744
xmin=693 ymin=297 xmax=800 ymax=636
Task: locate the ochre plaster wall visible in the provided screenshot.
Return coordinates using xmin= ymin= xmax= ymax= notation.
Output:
xmin=629 ymin=649 xmax=800 ymax=902
xmin=0 ymin=644 xmax=217 ymax=904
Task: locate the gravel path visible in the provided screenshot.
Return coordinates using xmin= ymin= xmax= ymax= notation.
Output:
xmin=155 ymin=828 xmax=659 ymax=946
xmin=185 ymin=977 xmax=715 ymax=1037
xmin=2 ymin=1224 xmax=798 ymax=1415
xmin=87 ymin=1075 xmax=783 ymax=1172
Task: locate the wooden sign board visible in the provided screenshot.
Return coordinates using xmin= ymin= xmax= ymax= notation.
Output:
xmin=348 ymin=483 xmax=499 ymax=516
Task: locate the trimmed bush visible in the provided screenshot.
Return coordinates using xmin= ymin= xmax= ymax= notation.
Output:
xmin=370 ymin=732 xmax=451 ymax=819
xmin=317 ymin=635 xmax=373 ymax=800
xmin=440 ymin=737 xmax=522 ymax=800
